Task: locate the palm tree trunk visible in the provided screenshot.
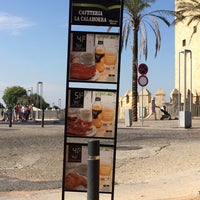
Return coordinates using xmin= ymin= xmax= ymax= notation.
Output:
xmin=132 ymin=28 xmax=138 ymax=122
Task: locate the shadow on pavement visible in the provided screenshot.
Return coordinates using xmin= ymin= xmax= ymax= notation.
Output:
xmin=0 ymin=175 xmax=61 ymax=192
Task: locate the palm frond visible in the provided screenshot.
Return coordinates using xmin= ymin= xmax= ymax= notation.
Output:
xmin=187 ymin=15 xmax=200 ymax=25
xmin=175 ymin=0 xmax=200 ymax=25
xmin=148 ymin=11 xmax=172 ymax=26
xmin=189 ymin=21 xmax=200 ymax=42
xmin=122 ymin=18 xmax=132 ymax=49
xmin=139 ymin=22 xmax=148 ymax=60
xmin=146 ymin=16 xmax=161 ymax=58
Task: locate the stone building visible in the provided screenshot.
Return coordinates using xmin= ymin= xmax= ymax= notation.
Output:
xmin=175 ymin=0 xmax=200 ymax=104
xmin=118 ymin=88 xmax=171 ymax=120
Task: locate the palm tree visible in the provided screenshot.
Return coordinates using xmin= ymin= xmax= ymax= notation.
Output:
xmin=175 ymin=0 xmax=200 ymax=26
xmin=122 ymin=0 xmax=174 ymax=121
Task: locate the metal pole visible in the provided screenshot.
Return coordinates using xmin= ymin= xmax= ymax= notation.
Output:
xmin=87 ymin=140 xmax=99 ymax=200
xmin=184 ymin=50 xmax=187 ymax=112
xmin=183 ymin=49 xmax=192 ymax=112
xmin=189 ymin=51 xmax=192 ymax=112
xmin=38 ymin=82 xmax=43 ymax=110
xmin=180 ymin=49 xmax=192 ymax=128
xmin=58 ymin=98 xmax=61 ymax=109
xmin=141 ymin=87 xmax=144 ymax=127
xmin=40 ymin=82 xmax=43 ymax=127
xmin=40 ymin=82 xmax=43 ymax=109
xmin=178 ymin=52 xmax=181 ymax=112
xmin=41 ymin=109 xmax=44 ymax=128
xmin=36 ymin=83 xmax=39 ymax=108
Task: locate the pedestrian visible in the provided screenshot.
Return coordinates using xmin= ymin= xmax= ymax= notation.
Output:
xmin=151 ymin=97 xmax=157 ymax=120
xmin=14 ymin=104 xmax=19 ymax=121
xmin=7 ymin=106 xmax=13 ymax=127
xmin=0 ymin=108 xmax=3 ymax=119
xmin=2 ymin=108 xmax=7 ymax=121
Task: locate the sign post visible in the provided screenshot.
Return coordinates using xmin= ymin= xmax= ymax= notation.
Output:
xmin=138 ymin=75 xmax=148 ymax=87
xmin=138 ymin=63 xmax=149 ymax=126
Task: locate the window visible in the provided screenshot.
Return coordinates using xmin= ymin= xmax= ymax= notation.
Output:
xmin=182 ymin=39 xmax=186 ymax=47
xmin=126 ymin=95 xmax=129 ymax=104
xmin=193 ymin=25 xmax=197 ymax=33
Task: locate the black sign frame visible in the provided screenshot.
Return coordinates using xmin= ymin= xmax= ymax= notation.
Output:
xmin=62 ymin=0 xmax=123 ymax=200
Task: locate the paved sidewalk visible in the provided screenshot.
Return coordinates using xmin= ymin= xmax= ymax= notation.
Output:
xmin=0 ymin=119 xmax=200 ymax=200
xmin=0 ymin=183 xmax=199 ymax=200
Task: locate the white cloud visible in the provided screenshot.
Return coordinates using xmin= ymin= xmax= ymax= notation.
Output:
xmin=0 ymin=12 xmax=35 ymax=35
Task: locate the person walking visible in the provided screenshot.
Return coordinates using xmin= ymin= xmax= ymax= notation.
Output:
xmin=14 ymin=104 xmax=19 ymax=121
xmin=151 ymin=97 xmax=157 ymax=120
xmin=7 ymin=106 xmax=13 ymax=127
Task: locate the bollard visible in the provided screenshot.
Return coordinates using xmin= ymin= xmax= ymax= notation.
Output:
xmin=41 ymin=109 xmax=44 ymax=127
xmin=87 ymin=140 xmax=100 ymax=200
xmin=9 ymin=117 xmax=12 ymax=127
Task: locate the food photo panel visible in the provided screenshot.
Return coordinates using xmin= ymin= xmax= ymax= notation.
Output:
xmin=64 ymin=143 xmax=114 ymax=193
xmin=66 ymin=88 xmax=117 ymax=138
xmin=69 ymin=31 xmax=119 ymax=83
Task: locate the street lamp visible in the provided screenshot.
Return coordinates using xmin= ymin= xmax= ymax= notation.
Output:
xmin=36 ymin=82 xmax=44 ymax=127
xmin=37 ymin=82 xmax=43 ymax=109
xmin=26 ymin=87 xmax=33 ymax=96
xmin=178 ymin=49 xmax=192 ymax=128
xmin=27 ymin=90 xmax=31 ymax=96
xmin=58 ymin=98 xmax=61 ymax=109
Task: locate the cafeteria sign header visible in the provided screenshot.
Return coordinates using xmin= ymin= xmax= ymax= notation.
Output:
xmin=71 ymin=0 xmax=121 ymax=26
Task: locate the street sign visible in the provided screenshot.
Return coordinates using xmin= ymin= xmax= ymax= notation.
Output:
xmin=138 ymin=75 xmax=148 ymax=87
xmin=138 ymin=63 xmax=148 ymax=74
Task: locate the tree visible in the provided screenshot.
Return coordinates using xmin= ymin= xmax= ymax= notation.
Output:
xmin=2 ymin=86 xmax=49 ymax=109
xmin=2 ymin=86 xmax=27 ymax=106
xmin=17 ymin=93 xmax=49 ymax=109
xmin=122 ymin=0 xmax=174 ymax=121
xmin=29 ymin=93 xmax=49 ymax=109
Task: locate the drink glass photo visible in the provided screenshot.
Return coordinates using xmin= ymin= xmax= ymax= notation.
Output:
xmin=104 ymin=48 xmax=117 ymax=70
xmin=101 ymin=106 xmax=114 ymax=125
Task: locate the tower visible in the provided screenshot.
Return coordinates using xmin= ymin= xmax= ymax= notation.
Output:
xmin=175 ymin=0 xmax=200 ymax=104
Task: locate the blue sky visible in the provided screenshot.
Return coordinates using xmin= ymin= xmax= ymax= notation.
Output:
xmin=0 ymin=0 xmax=174 ymax=107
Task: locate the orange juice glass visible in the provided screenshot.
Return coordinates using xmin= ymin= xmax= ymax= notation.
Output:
xmin=102 ymin=107 xmax=114 ymax=124
xmin=100 ymin=163 xmax=111 ymax=178
xmin=104 ymin=48 xmax=117 ymax=69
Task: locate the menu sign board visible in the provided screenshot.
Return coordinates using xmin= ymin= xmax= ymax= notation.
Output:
xmin=67 ymin=89 xmax=117 ymax=138
xmin=69 ymin=32 xmax=119 ymax=83
xmin=71 ymin=0 xmax=121 ymax=26
xmin=63 ymin=0 xmax=122 ymax=199
xmin=64 ymin=143 xmax=114 ymax=193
